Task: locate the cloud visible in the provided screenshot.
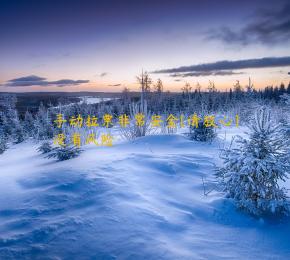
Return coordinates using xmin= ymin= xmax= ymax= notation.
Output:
xmin=3 ymin=75 xmax=89 ymax=87
xmin=108 ymin=83 xmax=121 ymax=87
xmin=170 ymin=71 xmax=244 ymax=78
xmin=99 ymin=72 xmax=108 ymax=77
xmin=153 ymin=56 xmax=290 ymax=75
xmin=49 ymin=79 xmax=89 ymax=87
xmin=207 ymin=3 xmax=290 ymax=45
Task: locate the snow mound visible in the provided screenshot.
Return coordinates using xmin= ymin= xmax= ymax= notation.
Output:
xmin=0 ymin=134 xmax=290 ymax=259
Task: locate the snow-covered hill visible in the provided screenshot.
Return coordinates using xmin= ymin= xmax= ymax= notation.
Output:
xmin=0 ymin=133 xmax=290 ymax=259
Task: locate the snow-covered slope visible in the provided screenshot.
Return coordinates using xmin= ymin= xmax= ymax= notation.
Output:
xmin=0 ymin=133 xmax=290 ymax=259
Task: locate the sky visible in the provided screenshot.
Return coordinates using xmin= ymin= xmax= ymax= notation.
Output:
xmin=0 ymin=0 xmax=290 ymax=92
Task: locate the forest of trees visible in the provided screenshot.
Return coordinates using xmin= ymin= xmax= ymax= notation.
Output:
xmin=1 ymin=74 xmax=289 ymax=148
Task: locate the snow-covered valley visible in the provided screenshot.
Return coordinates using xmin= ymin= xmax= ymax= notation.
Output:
xmin=1 ymin=130 xmax=290 ymax=259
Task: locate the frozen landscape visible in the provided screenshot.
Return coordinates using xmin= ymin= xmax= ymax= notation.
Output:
xmin=1 ymin=0 xmax=290 ymax=258
xmin=1 ymin=126 xmax=290 ymax=259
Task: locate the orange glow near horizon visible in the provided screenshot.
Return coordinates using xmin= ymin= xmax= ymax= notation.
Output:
xmin=0 ymin=67 xmax=289 ymax=93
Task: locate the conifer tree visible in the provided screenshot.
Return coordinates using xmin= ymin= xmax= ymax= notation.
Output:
xmin=35 ymin=103 xmax=54 ymax=140
xmin=23 ymin=111 xmax=36 ymax=137
xmin=189 ymin=119 xmax=216 ymax=142
xmin=219 ymin=107 xmax=290 ymax=215
xmin=46 ymin=145 xmax=82 ymax=161
xmin=37 ymin=141 xmax=53 ymax=154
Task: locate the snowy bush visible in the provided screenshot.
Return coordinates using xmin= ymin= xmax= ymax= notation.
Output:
xmin=37 ymin=141 xmax=53 ymax=154
xmin=120 ymin=101 xmax=152 ymax=140
xmin=46 ymin=145 xmax=82 ymax=161
xmin=188 ymin=121 xmax=216 ymax=142
xmin=218 ymin=108 xmax=290 ymax=216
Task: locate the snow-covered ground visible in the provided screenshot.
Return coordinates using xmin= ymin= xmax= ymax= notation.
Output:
xmin=0 ymin=128 xmax=290 ymax=259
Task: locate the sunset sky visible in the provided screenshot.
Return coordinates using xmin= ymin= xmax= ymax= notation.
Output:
xmin=0 ymin=0 xmax=290 ymax=92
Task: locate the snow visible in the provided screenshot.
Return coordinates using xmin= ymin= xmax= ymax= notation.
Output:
xmin=0 ymin=129 xmax=290 ymax=259
xmin=78 ymin=96 xmax=114 ymax=105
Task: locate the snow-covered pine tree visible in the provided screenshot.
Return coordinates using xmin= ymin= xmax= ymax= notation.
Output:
xmin=46 ymin=145 xmax=82 ymax=161
xmin=23 ymin=111 xmax=36 ymax=138
xmin=0 ymin=103 xmax=24 ymax=144
xmin=37 ymin=141 xmax=53 ymax=154
xmin=12 ymin=123 xmax=25 ymax=144
xmin=35 ymin=103 xmax=54 ymax=140
xmin=189 ymin=121 xmax=216 ymax=142
xmin=218 ymin=107 xmax=290 ymax=216
xmin=0 ymin=94 xmax=24 ymax=143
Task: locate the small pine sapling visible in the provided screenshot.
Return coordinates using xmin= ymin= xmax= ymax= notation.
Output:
xmin=189 ymin=121 xmax=216 ymax=142
xmin=46 ymin=145 xmax=82 ymax=161
xmin=37 ymin=141 xmax=53 ymax=154
xmin=218 ymin=108 xmax=290 ymax=216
